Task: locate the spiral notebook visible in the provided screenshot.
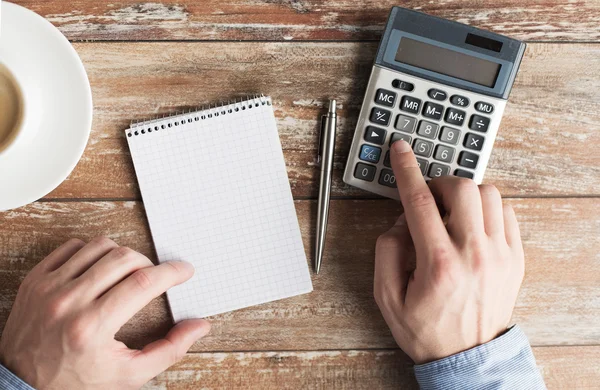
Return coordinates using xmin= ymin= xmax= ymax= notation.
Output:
xmin=126 ymin=96 xmax=313 ymax=321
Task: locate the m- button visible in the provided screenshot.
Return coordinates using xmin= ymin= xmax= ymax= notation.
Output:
xmin=374 ymin=89 xmax=397 ymax=108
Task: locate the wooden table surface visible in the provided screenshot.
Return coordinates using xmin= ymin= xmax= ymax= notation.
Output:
xmin=2 ymin=1 xmax=600 ymax=389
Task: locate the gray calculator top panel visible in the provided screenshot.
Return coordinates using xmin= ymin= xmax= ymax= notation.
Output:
xmin=375 ymin=7 xmax=526 ymax=99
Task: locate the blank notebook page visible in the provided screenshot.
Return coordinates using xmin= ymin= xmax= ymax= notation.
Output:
xmin=126 ymin=97 xmax=313 ymax=321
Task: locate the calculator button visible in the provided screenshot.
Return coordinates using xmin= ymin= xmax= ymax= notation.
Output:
xmin=400 ymin=96 xmax=422 ymax=114
xmin=416 ymin=158 xmax=429 ymax=176
xmin=383 ymin=151 xmax=391 ymax=168
xmin=395 ymin=114 xmax=417 ymax=133
xmin=428 ymin=163 xmax=451 ymax=179
xmin=359 ymin=144 xmax=382 ymax=163
xmin=439 ymin=126 xmax=461 ymax=145
xmin=374 ymin=89 xmax=397 ymax=108
xmin=433 ymin=145 xmax=455 ymax=163
xmin=428 ymin=89 xmax=448 ymax=101
xmin=445 ymin=108 xmax=466 ymax=126
xmin=364 ymin=126 xmax=386 ymax=145
xmin=455 ymin=169 xmax=474 ymax=179
xmin=475 ymin=101 xmax=494 ymax=114
xmin=413 ymin=139 xmax=434 ymax=158
xmin=464 ymin=132 xmax=485 ymax=151
xmin=370 ymin=107 xmax=391 ymax=126
xmin=390 ymin=132 xmax=412 ymax=146
xmin=354 ymin=163 xmax=377 ymax=182
xmin=379 ymin=169 xmax=397 ymax=188
xmin=469 ymin=115 xmax=490 ymax=132
xmin=450 ymin=95 xmax=470 ymax=107
xmin=392 ymin=79 xmax=414 ymax=92
xmin=417 ymin=120 xmax=440 ymax=140
xmin=422 ymin=102 xmax=444 ymax=120
xmin=458 ymin=151 xmax=479 ymax=169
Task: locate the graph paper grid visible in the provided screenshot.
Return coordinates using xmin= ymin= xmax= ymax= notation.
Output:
xmin=126 ymin=97 xmax=313 ymax=321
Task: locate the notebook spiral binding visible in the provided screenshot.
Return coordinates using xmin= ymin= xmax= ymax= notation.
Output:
xmin=127 ymin=95 xmax=272 ymax=137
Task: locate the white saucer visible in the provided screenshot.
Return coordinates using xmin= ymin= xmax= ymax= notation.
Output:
xmin=0 ymin=2 xmax=92 ymax=211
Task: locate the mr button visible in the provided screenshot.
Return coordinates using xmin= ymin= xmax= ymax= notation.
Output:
xmin=374 ymin=89 xmax=397 ymax=107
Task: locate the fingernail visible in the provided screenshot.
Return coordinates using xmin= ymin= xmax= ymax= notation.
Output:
xmin=392 ymin=140 xmax=411 ymax=154
xmin=174 ymin=261 xmax=195 ymax=274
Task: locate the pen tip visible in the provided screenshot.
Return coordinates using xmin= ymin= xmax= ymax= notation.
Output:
xmin=329 ymin=99 xmax=336 ymax=114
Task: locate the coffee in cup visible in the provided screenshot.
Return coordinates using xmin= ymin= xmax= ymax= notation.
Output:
xmin=0 ymin=63 xmax=24 ymax=153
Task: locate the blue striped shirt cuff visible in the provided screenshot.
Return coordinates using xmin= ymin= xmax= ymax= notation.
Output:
xmin=0 ymin=363 xmax=35 ymax=390
xmin=414 ymin=325 xmax=546 ymax=390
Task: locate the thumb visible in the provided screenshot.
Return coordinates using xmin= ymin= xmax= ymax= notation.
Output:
xmin=133 ymin=319 xmax=210 ymax=381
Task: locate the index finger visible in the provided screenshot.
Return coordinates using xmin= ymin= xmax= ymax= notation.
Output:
xmin=97 ymin=261 xmax=194 ymax=334
xmin=389 ymin=140 xmax=450 ymax=254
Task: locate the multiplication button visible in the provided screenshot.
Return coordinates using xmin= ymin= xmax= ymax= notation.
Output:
xmin=374 ymin=89 xmax=397 ymax=107
xmin=464 ymin=133 xmax=484 ymax=151
xmin=354 ymin=163 xmax=377 ymax=182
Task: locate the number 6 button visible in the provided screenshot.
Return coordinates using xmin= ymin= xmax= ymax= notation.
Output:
xmin=434 ymin=145 xmax=455 ymax=163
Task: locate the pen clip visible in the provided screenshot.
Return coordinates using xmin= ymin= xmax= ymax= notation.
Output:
xmin=317 ymin=115 xmax=327 ymax=165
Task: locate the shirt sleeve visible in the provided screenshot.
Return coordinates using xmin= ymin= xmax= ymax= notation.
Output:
xmin=0 ymin=363 xmax=35 ymax=390
xmin=414 ymin=325 xmax=546 ymax=390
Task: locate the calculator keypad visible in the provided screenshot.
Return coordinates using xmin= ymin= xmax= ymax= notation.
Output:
xmin=346 ymin=67 xmax=504 ymax=198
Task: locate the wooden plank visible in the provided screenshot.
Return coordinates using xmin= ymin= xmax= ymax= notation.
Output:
xmin=141 ymin=346 xmax=600 ymax=390
xmin=1 ymin=199 xmax=598 ymax=351
xmin=44 ymin=42 xmax=600 ymax=200
xmin=11 ymin=1 xmax=600 ymax=42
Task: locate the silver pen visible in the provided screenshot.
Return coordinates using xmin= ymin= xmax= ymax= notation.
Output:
xmin=315 ymin=99 xmax=337 ymax=274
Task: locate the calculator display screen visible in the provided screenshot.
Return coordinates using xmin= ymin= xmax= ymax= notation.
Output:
xmin=395 ymin=37 xmax=501 ymax=88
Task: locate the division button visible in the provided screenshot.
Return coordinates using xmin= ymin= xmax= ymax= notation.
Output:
xmin=469 ymin=114 xmax=490 ymax=132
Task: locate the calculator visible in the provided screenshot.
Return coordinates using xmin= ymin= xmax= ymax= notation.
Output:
xmin=343 ymin=7 xmax=526 ymax=200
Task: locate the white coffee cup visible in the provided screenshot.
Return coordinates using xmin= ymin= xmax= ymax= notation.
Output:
xmin=0 ymin=3 xmax=43 ymax=158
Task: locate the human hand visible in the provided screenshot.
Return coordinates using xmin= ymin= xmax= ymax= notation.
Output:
xmin=374 ymin=140 xmax=524 ymax=364
xmin=0 ymin=237 xmax=210 ymax=390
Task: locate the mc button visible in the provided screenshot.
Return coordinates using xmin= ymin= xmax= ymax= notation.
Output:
xmin=374 ymin=89 xmax=397 ymax=108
